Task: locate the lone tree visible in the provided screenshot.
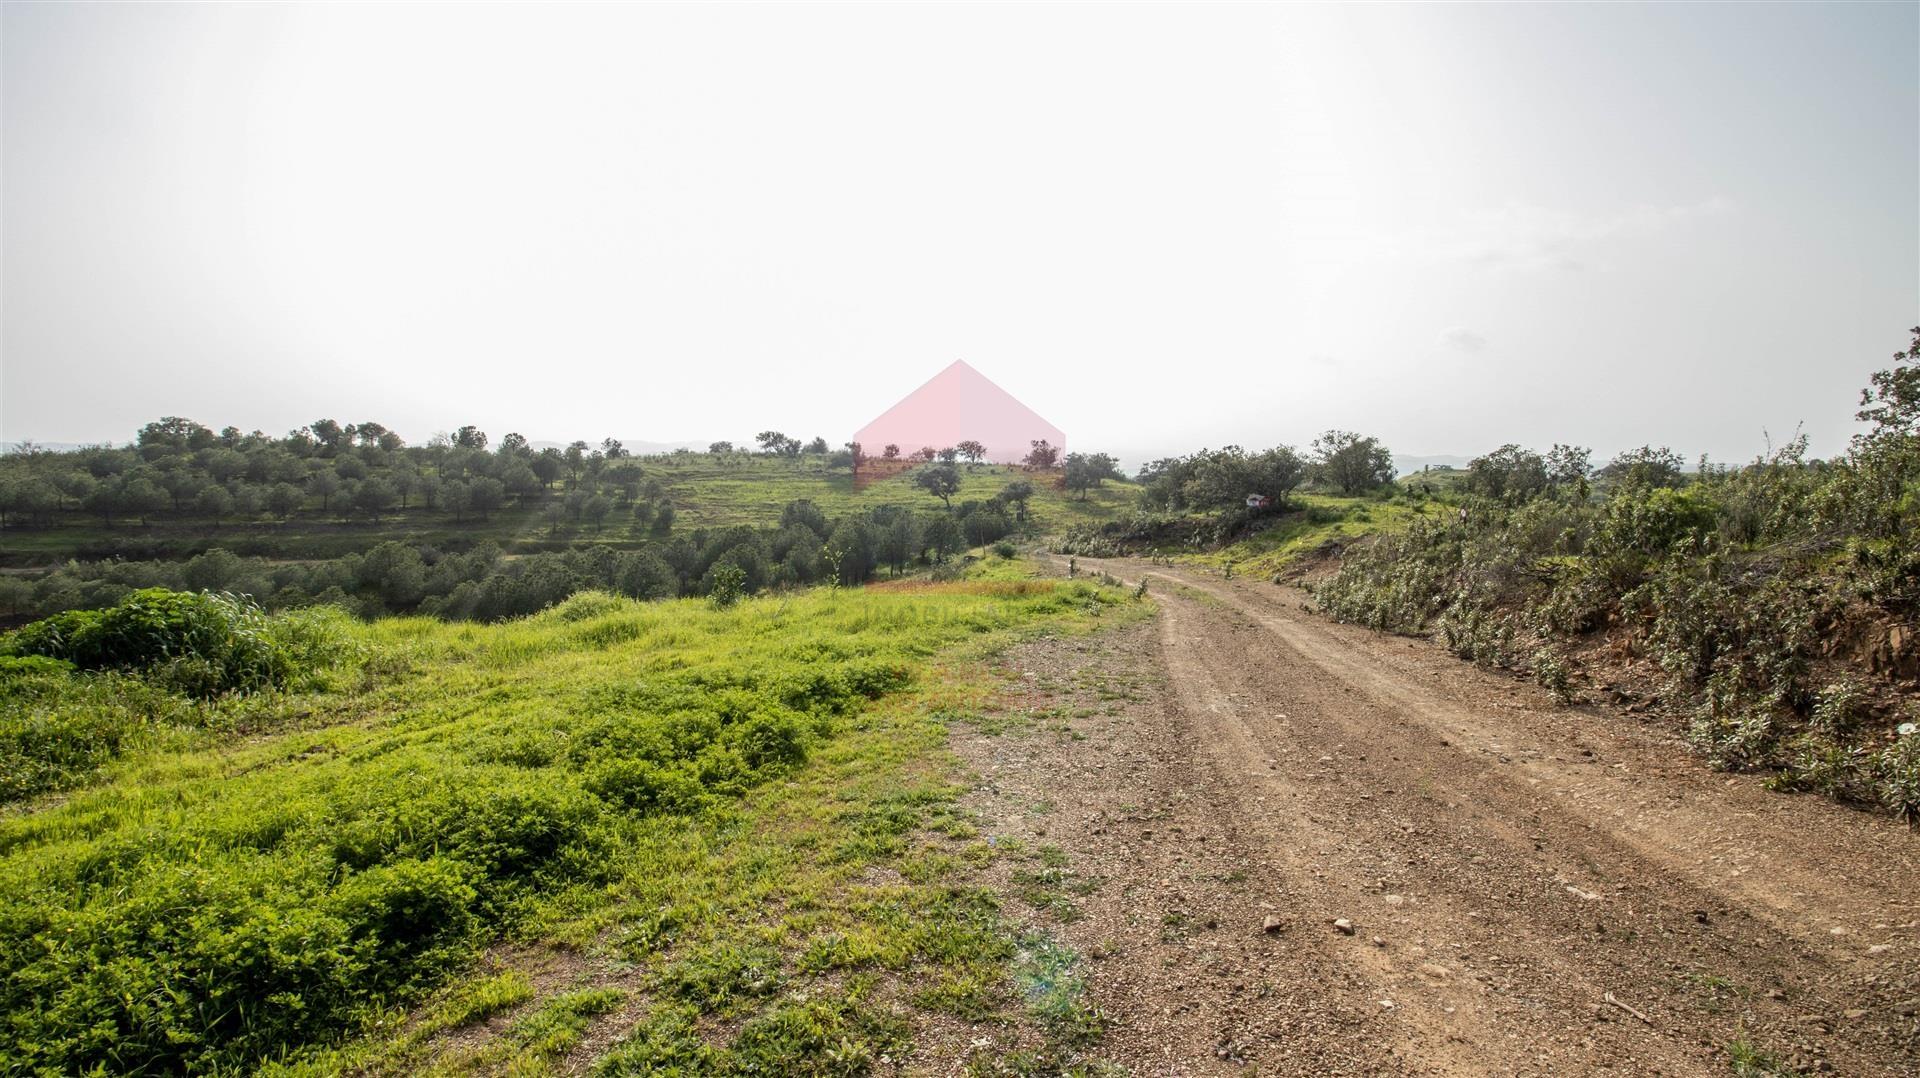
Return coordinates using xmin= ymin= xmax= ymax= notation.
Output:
xmin=1023 ymin=439 xmax=1061 ymax=470
xmin=709 ymin=440 xmax=734 ymax=455
xmin=996 ymin=478 xmax=1035 ymax=522
xmin=583 ymin=494 xmax=613 ymax=530
xmin=915 ymin=462 xmax=962 ymax=509
xmin=1544 ymin=444 xmax=1592 ymax=495
xmin=756 ymin=431 xmax=802 ymax=456
xmin=307 ymin=470 xmax=341 ymax=512
xmin=956 ymin=440 xmax=987 ymax=467
xmin=882 ymin=444 xmax=901 ymax=460
xmin=309 ymin=419 xmax=348 ymax=455
xmin=468 ymin=476 xmax=506 ymax=520
xmin=1598 ymin=445 xmax=1685 ymax=489
xmin=1464 ymin=445 xmax=1548 ymax=502
xmin=1858 ymin=326 xmax=1920 ymax=437
xmin=351 ymin=477 xmax=396 ymax=521
xmin=1311 ymin=431 xmax=1394 ymax=494
xmin=1063 ymin=451 xmax=1122 ymax=499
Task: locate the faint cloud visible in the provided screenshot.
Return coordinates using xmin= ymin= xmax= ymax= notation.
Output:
xmin=1440 ymin=327 xmax=1486 ymax=353
xmin=1371 ymin=197 xmax=1736 ymax=274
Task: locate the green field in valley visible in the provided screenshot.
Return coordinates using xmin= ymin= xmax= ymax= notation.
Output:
xmin=649 ymin=456 xmax=1137 ymax=532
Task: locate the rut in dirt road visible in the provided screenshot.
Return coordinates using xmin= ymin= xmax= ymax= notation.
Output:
xmin=1039 ymin=555 xmax=1920 ymax=1075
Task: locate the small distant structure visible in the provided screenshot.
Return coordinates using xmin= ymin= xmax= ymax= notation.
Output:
xmin=852 ymin=360 xmax=1064 ymax=486
xmin=1245 ymin=493 xmax=1273 ymax=510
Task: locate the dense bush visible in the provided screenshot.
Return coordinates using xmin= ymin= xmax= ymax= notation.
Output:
xmin=1313 ymin=335 xmax=1920 ymax=819
xmin=1137 ymin=445 xmax=1305 ymax=512
xmin=5 ymin=588 xmax=353 ymax=697
xmin=1052 ymin=505 xmax=1287 ymax=559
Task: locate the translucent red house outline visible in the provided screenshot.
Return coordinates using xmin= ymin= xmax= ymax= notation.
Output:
xmin=851 ymin=360 xmax=1064 ymax=477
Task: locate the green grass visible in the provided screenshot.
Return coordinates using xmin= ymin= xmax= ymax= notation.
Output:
xmin=1726 ymin=1037 xmax=1803 ymax=1076
xmin=1 ymin=568 xmax=1149 ymax=1074
xmin=646 ymin=456 xmax=1138 ymax=531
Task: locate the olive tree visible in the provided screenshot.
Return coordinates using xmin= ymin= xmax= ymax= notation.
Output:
xmin=914 ymin=462 xmax=962 ymax=509
xmin=1023 ymin=439 xmax=1061 ymax=470
xmin=1311 ymin=431 xmax=1394 ymax=495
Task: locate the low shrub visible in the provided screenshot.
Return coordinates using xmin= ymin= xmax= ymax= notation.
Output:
xmin=3 ymin=588 xmax=354 ymax=697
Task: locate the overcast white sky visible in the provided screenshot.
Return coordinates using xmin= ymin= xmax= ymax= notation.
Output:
xmin=3 ymin=2 xmax=1914 ymax=466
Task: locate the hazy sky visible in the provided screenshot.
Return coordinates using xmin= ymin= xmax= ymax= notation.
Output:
xmin=3 ymin=2 xmax=1914 ymax=465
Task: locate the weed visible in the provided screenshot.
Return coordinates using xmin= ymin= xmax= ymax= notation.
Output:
xmin=1532 ymin=647 xmax=1575 ymax=703
xmin=504 ymin=987 xmax=628 ymax=1063
xmin=422 ymin=969 xmax=537 ymax=1034
xmin=662 ymin=941 xmax=784 ymax=1008
xmin=1159 ymin=910 xmax=1194 ymax=942
xmin=1013 ymin=935 xmax=1105 ymax=1045
xmin=1726 ymin=1037 xmax=1802 ymax=1076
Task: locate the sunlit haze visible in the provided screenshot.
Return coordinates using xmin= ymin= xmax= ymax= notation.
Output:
xmin=3 ymin=2 xmax=1914 ymax=467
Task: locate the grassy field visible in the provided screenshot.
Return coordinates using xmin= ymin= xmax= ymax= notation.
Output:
xmin=650 ymin=456 xmax=1137 ymax=530
xmin=0 ymin=457 xmax=1138 ymax=568
xmin=0 ymin=563 xmax=1147 ymax=1074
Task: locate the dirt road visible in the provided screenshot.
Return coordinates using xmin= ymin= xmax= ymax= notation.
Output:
xmin=952 ymin=557 xmax=1920 ymax=1075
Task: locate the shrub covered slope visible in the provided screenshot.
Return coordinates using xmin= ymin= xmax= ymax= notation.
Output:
xmin=1314 ymin=334 xmax=1920 ymax=818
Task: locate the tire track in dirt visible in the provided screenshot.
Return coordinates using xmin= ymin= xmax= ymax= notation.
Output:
xmin=950 ymin=623 xmax=1406 ymax=1076
xmin=1040 ymin=556 xmax=1920 ymax=1074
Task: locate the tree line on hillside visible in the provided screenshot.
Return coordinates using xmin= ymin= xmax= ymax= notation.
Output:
xmin=0 ymin=418 xmax=1120 ymax=533
xmin=0 ymin=419 xmax=671 ymax=530
xmin=1135 ymin=430 xmax=1397 ymax=513
xmin=0 ymin=492 xmax=1037 ymax=623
